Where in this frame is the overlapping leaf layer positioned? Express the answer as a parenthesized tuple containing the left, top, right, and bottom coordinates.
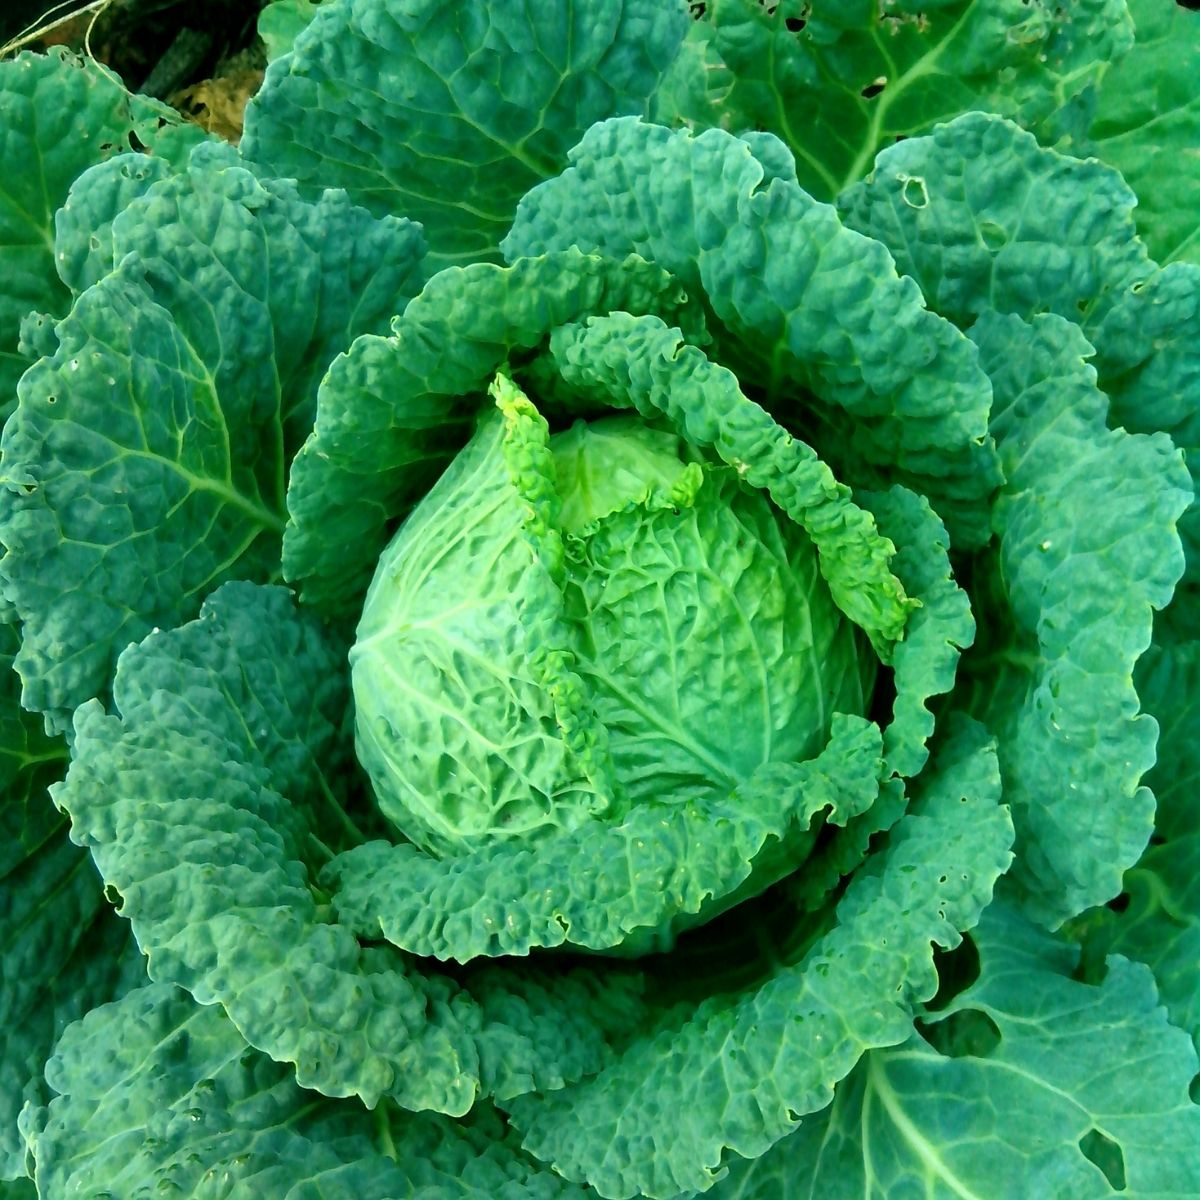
(1, 1, 1197, 1196)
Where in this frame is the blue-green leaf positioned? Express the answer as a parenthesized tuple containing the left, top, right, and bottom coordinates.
(54, 583, 648, 1113)
(0, 146, 425, 728)
(507, 720, 1013, 1199)
(242, 0, 690, 266)
(724, 901, 1200, 1198)
(961, 312, 1190, 926)
(0, 49, 203, 418)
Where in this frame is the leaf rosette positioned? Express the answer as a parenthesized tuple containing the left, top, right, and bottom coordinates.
(51, 119, 1021, 1199)
(8, 3, 1200, 1196)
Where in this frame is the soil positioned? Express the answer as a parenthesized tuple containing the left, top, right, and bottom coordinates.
(2, 0, 271, 142)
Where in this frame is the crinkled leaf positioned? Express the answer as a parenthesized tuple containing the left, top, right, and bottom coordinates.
(661, 0, 1132, 202)
(860, 485, 974, 780)
(0, 146, 426, 728)
(507, 719, 1013, 1200)
(0, 627, 140, 1183)
(29, 983, 587, 1200)
(503, 116, 999, 548)
(960, 312, 1190, 926)
(1093, 262, 1200, 590)
(1088, 0, 1200, 266)
(0, 48, 203, 417)
(54, 583, 649, 1113)
(1072, 636, 1200, 1052)
(0, 882, 138, 1185)
(337, 371, 882, 956)
(328, 714, 881, 960)
(541, 312, 913, 659)
(532, 329, 973, 786)
(837, 113, 1198, 514)
(282, 249, 704, 617)
(104, 141, 428, 451)
(349, 388, 623, 858)
(0, 266, 286, 729)
(837, 111, 1153, 335)
(53, 153, 173, 295)
(258, 0, 321, 62)
(725, 901, 1200, 1198)
(55, 583, 471, 1112)
(241, 0, 689, 266)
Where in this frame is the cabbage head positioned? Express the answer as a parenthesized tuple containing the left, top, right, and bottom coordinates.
(18, 0, 1200, 1189)
(351, 387, 874, 944)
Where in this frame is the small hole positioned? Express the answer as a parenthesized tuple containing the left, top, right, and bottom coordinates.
(915, 1008, 1001, 1058)
(1108, 892, 1131, 914)
(786, 16, 806, 31)
(127, 130, 148, 153)
(901, 176, 929, 209)
(861, 77, 887, 99)
(1078, 1129, 1126, 1191)
(979, 220, 1007, 251)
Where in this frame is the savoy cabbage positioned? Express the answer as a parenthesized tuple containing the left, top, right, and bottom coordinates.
(0, 0, 1198, 1196)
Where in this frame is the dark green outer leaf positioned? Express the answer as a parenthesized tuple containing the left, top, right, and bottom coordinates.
(838, 113, 1200, 580)
(0, 48, 203, 419)
(0, 265, 286, 729)
(837, 111, 1153, 336)
(722, 900, 1200, 1198)
(54, 583, 472, 1113)
(1088, 0, 1200, 266)
(840, 114, 1200, 599)
(962, 312, 1190, 926)
(661, 0, 1132, 202)
(0, 627, 140, 1183)
(507, 719, 1013, 1200)
(53, 583, 651, 1114)
(840, 114, 1194, 924)
(53, 153, 173, 296)
(241, 0, 690, 267)
(30, 983, 588, 1199)
(0, 146, 426, 729)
